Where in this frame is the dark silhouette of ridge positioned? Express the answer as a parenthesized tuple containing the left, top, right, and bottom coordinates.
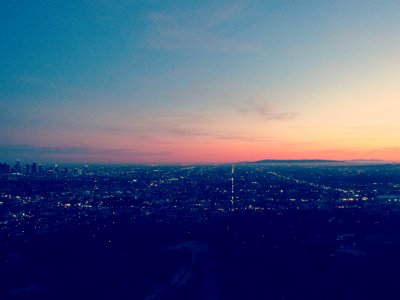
(240, 159, 388, 164)
(251, 159, 342, 164)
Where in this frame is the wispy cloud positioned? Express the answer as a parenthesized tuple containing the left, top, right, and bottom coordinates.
(155, 113, 211, 124)
(367, 147, 400, 154)
(236, 99, 297, 121)
(168, 128, 210, 137)
(145, 1, 256, 52)
(167, 127, 271, 142)
(0, 144, 171, 162)
(93, 113, 211, 138)
(93, 108, 272, 143)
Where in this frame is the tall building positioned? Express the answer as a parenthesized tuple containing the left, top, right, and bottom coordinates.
(31, 162, 37, 173)
(0, 163, 10, 174)
(14, 160, 21, 173)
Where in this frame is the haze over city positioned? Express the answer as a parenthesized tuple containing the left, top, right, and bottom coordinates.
(1, 1, 400, 163)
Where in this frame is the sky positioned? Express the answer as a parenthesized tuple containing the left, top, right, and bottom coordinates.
(1, 0, 400, 164)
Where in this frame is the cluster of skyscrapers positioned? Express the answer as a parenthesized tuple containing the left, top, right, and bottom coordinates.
(0, 160, 42, 174)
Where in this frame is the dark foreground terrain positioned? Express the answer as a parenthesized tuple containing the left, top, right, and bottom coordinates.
(1, 163, 400, 299)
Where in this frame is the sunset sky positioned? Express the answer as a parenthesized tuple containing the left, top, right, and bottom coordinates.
(1, 0, 400, 163)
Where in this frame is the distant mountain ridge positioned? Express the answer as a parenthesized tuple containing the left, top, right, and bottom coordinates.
(244, 159, 387, 164)
(251, 159, 343, 164)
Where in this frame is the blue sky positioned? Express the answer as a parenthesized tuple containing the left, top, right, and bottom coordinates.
(1, 1, 400, 163)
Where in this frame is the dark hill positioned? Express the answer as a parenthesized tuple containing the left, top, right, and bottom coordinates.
(251, 159, 343, 164)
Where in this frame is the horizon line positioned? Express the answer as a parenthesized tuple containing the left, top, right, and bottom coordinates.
(1, 158, 398, 166)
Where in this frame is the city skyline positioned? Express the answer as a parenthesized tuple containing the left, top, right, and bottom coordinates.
(1, 1, 400, 163)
